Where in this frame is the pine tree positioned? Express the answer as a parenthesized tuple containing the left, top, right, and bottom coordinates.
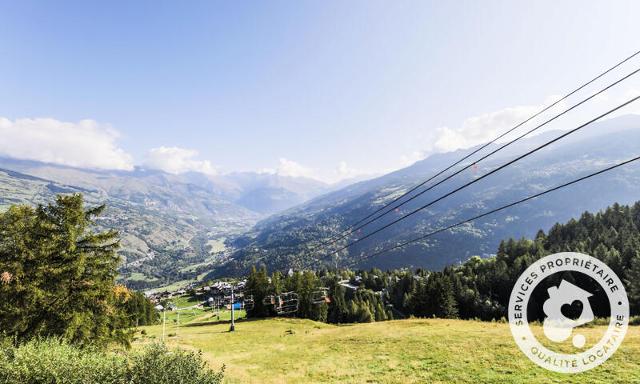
(625, 252, 640, 314)
(432, 275, 458, 319)
(0, 194, 125, 346)
(245, 266, 270, 317)
(270, 270, 283, 295)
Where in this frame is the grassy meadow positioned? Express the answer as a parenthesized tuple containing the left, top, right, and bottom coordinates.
(136, 316, 640, 383)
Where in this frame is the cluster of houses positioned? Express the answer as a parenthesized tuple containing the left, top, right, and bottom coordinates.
(338, 276, 361, 291)
(145, 286, 190, 304)
(145, 268, 404, 314)
(146, 280, 248, 312)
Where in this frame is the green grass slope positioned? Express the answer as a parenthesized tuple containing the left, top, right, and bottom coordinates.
(137, 318, 640, 383)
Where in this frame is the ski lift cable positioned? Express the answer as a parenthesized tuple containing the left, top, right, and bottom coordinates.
(310, 49, 640, 251)
(352, 154, 640, 264)
(316, 64, 640, 254)
(207, 50, 640, 269)
(211, 50, 640, 269)
(329, 94, 640, 255)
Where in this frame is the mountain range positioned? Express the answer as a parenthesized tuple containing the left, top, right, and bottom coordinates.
(2, 115, 640, 287)
(211, 115, 640, 277)
(0, 157, 333, 288)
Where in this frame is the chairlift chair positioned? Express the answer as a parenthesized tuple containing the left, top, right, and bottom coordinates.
(262, 295, 276, 306)
(276, 291, 299, 315)
(244, 294, 255, 310)
(311, 288, 330, 304)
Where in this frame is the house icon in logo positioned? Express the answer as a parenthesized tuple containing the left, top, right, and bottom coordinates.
(543, 279, 594, 348)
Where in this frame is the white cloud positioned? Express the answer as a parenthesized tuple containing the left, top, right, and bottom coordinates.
(400, 151, 427, 167)
(395, 95, 575, 170)
(333, 161, 384, 184)
(433, 104, 541, 153)
(275, 158, 313, 178)
(336, 161, 358, 178)
(145, 146, 217, 175)
(326, 160, 375, 183)
(0, 117, 134, 170)
(259, 158, 371, 183)
(398, 85, 640, 172)
(259, 158, 315, 179)
(430, 95, 578, 154)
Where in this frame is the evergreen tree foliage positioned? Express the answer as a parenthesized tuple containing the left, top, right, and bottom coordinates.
(245, 266, 271, 317)
(239, 200, 640, 323)
(0, 194, 146, 346)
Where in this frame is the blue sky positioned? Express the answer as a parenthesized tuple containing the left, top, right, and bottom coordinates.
(1, 1, 640, 182)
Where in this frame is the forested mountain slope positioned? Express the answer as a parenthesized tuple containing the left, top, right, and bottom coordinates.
(215, 116, 640, 275)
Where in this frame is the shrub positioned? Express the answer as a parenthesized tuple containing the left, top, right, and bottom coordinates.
(128, 343, 225, 384)
(0, 338, 127, 384)
(0, 339, 224, 384)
